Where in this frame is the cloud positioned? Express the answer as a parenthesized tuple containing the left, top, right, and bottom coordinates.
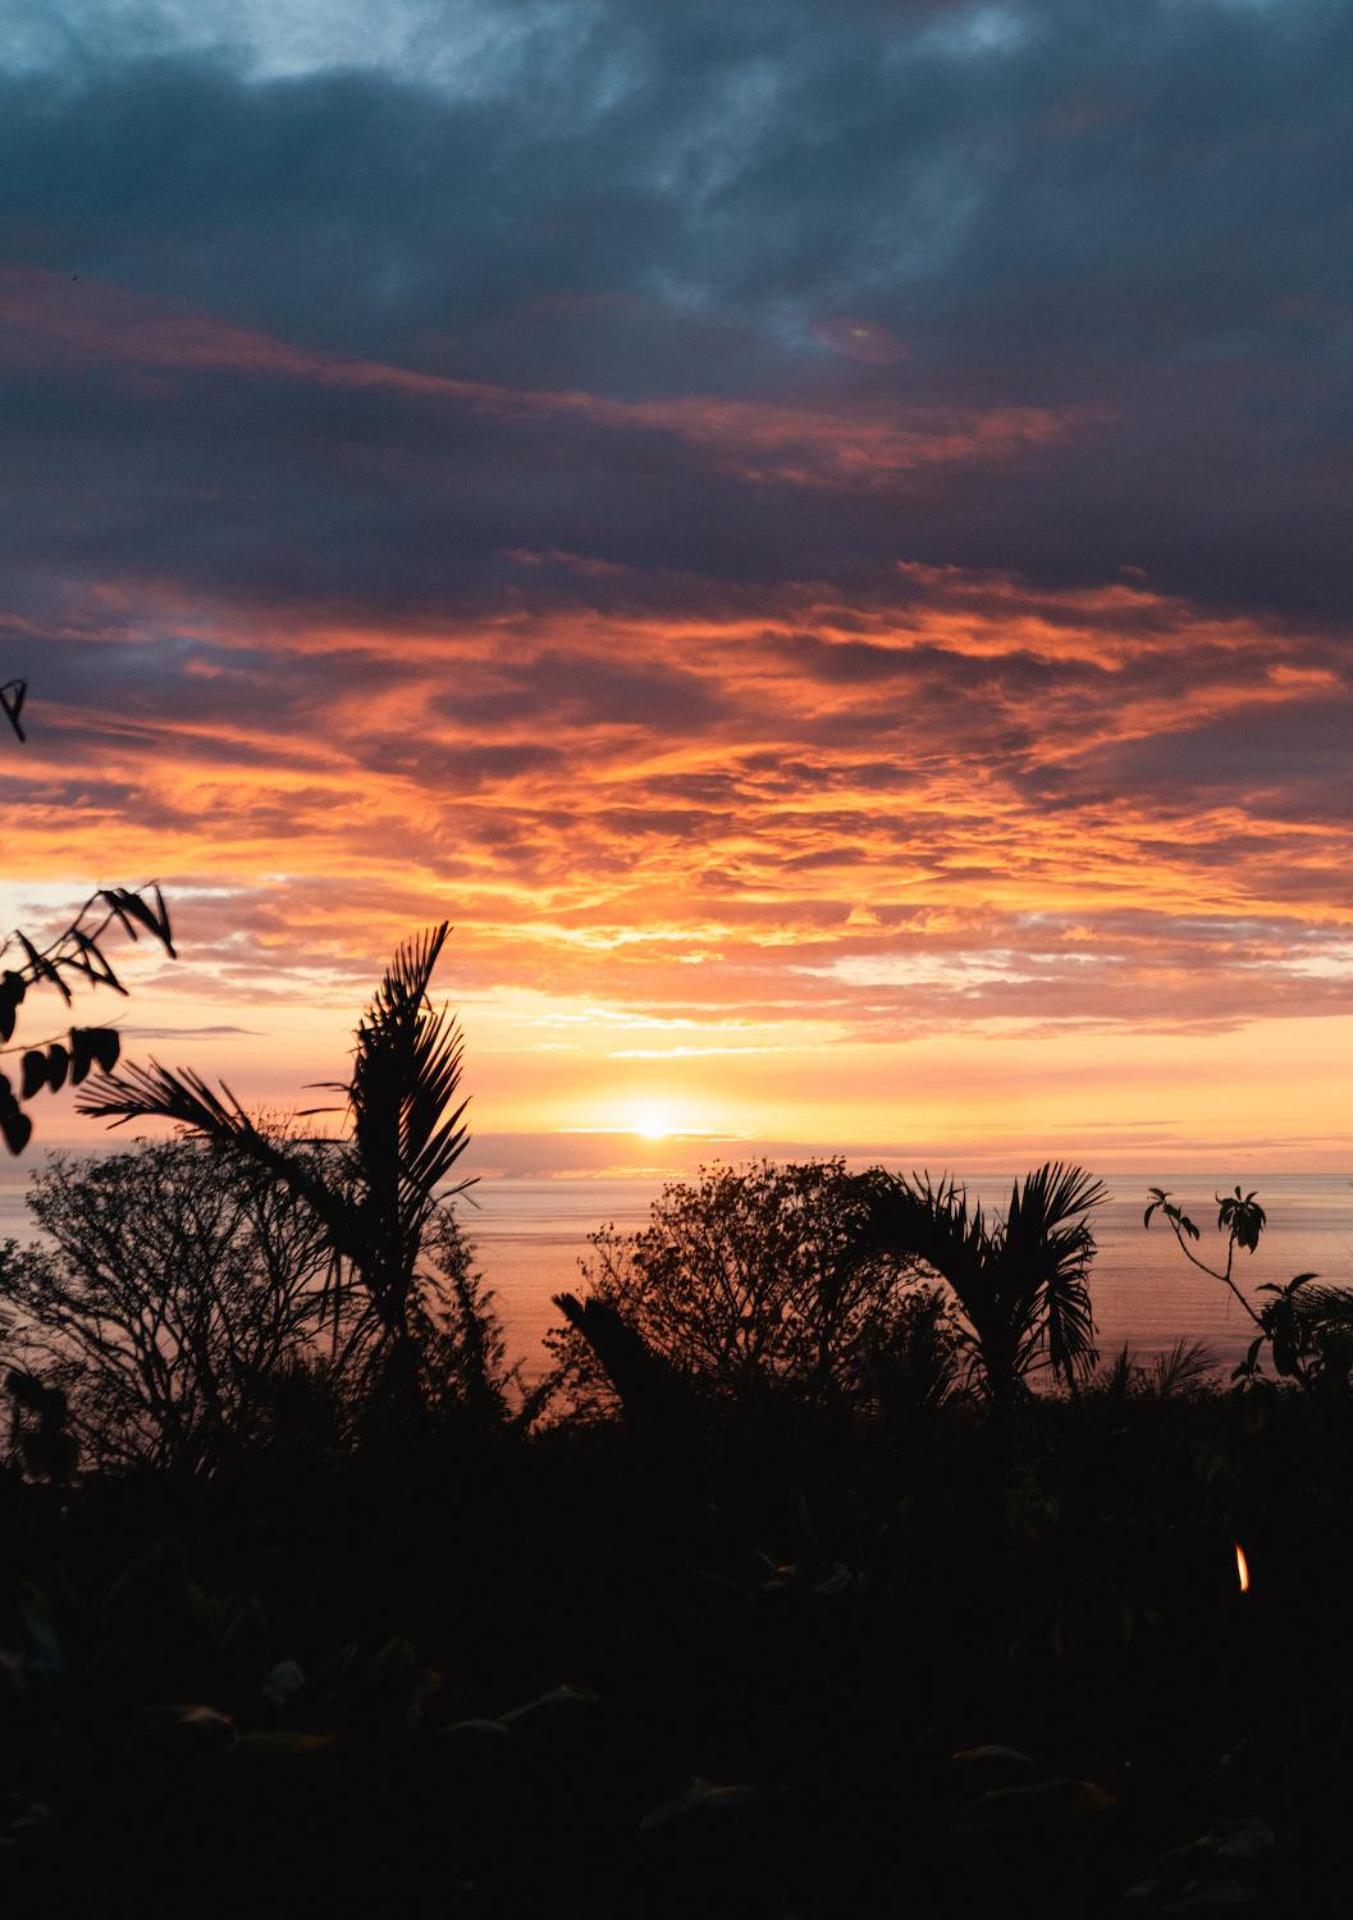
(0, 1, 1350, 1149)
(118, 1023, 266, 1038)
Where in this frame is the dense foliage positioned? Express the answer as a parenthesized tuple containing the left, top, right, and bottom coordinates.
(0, 929, 1350, 1915)
(0, 1150, 515, 1481)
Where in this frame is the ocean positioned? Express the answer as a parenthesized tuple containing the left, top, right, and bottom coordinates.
(4, 1164, 1350, 1379)
(455, 1171, 1353, 1375)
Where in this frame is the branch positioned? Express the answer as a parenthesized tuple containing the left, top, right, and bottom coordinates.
(1173, 1221, 1262, 1325)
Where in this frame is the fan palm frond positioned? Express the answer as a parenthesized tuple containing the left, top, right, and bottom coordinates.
(869, 1172, 989, 1307)
(861, 1161, 1104, 1400)
(1144, 1338, 1216, 1400)
(998, 1162, 1105, 1388)
(1098, 1343, 1136, 1403)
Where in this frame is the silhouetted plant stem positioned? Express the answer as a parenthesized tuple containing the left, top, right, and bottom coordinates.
(1160, 1216, 1265, 1330)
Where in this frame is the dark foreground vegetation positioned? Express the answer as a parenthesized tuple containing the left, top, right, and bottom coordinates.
(0, 928, 1351, 1917)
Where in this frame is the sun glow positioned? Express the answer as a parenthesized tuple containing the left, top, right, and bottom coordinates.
(629, 1100, 675, 1140)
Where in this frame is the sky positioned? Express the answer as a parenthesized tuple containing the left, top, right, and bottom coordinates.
(1, 0, 1351, 1172)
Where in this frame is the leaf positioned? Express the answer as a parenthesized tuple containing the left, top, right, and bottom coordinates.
(16, 932, 72, 1004)
(69, 1030, 94, 1085)
(99, 886, 175, 957)
(69, 1027, 120, 1081)
(16, 1584, 65, 1686)
(261, 1659, 307, 1709)
(233, 1731, 334, 1758)
(0, 1801, 52, 1852)
(1269, 1303, 1299, 1376)
(218, 1595, 270, 1669)
(952, 1744, 1037, 1769)
(44, 1043, 69, 1094)
(20, 1051, 48, 1101)
(0, 1106, 32, 1156)
(0, 972, 24, 1043)
(501, 1682, 601, 1730)
(0, 678, 26, 744)
(958, 1776, 1115, 1830)
(358, 1636, 426, 1733)
(168, 1704, 237, 1746)
(64, 931, 127, 996)
(442, 1716, 510, 1743)
(1218, 1191, 1266, 1254)
(640, 1776, 760, 1833)
(951, 1745, 1040, 1791)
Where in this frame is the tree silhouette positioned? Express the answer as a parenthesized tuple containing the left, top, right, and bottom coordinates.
(1, 1138, 343, 1474)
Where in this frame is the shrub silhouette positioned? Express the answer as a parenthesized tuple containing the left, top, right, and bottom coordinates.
(545, 1157, 949, 1421)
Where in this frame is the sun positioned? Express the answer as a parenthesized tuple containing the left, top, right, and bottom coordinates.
(629, 1100, 674, 1141)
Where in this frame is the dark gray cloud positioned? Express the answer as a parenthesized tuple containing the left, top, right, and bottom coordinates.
(0, 0, 1351, 624)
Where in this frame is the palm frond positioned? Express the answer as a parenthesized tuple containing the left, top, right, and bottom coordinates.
(1098, 1343, 1136, 1403)
(868, 1171, 989, 1308)
(77, 1060, 367, 1268)
(1144, 1338, 1216, 1399)
(998, 1162, 1104, 1387)
(861, 1161, 1105, 1399)
(1293, 1283, 1353, 1331)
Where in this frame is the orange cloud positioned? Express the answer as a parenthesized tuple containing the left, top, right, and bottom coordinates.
(2, 277, 1350, 1160)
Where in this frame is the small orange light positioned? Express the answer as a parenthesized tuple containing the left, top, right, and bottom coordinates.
(1235, 1542, 1251, 1594)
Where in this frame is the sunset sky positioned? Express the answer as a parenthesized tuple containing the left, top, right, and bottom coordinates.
(3, 0, 1351, 1170)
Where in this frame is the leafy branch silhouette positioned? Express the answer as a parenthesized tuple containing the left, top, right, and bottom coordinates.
(1, 678, 177, 1151)
(1144, 1185, 1353, 1384)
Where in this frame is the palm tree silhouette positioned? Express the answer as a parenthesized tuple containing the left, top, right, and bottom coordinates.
(78, 924, 471, 1385)
(858, 1161, 1105, 1401)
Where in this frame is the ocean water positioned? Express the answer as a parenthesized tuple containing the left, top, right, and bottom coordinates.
(455, 1172, 1353, 1375)
(4, 1166, 1350, 1379)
